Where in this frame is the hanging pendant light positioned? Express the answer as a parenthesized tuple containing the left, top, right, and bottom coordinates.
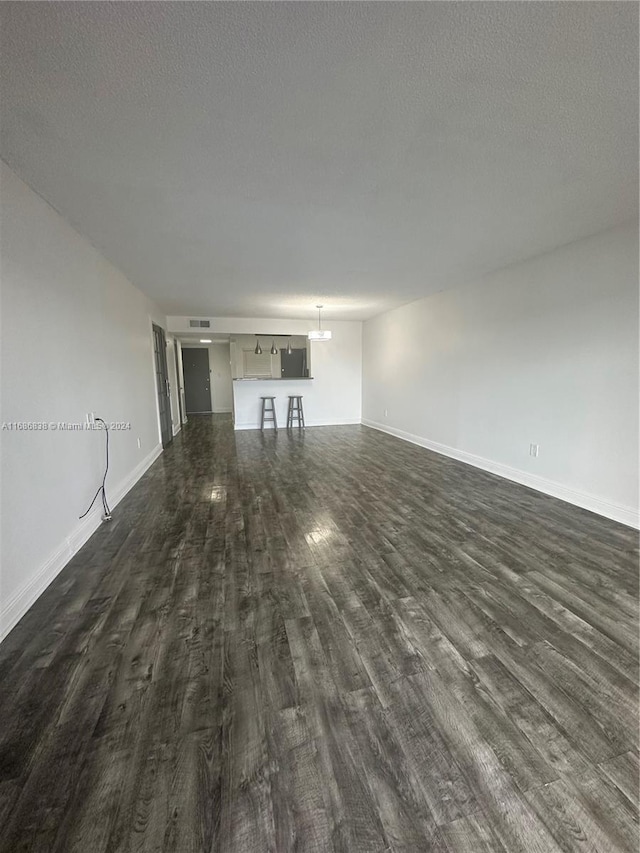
(308, 305, 332, 341)
(254, 337, 262, 355)
(286, 338, 293, 355)
(270, 339, 278, 355)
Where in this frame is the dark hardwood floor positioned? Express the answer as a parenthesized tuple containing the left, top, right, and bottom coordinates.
(0, 415, 638, 852)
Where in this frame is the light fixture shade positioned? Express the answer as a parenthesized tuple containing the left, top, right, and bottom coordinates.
(286, 339, 293, 355)
(270, 340, 278, 355)
(309, 304, 332, 341)
(254, 339, 262, 355)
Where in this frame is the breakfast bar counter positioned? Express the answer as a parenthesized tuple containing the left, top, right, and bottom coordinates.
(232, 378, 314, 430)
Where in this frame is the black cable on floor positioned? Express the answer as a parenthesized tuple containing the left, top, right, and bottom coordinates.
(79, 417, 112, 520)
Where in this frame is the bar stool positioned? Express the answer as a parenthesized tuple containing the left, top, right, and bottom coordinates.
(287, 395, 305, 429)
(260, 396, 278, 431)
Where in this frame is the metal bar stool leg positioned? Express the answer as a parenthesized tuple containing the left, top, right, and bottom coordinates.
(287, 396, 305, 429)
(260, 396, 278, 431)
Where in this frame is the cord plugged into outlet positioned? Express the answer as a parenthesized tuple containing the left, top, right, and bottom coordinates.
(79, 416, 112, 523)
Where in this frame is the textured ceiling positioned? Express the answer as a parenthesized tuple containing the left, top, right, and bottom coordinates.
(1, 2, 637, 320)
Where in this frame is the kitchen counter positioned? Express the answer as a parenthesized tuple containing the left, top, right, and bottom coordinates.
(232, 377, 314, 429)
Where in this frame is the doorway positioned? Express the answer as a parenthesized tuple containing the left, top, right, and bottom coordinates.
(182, 348, 212, 414)
(280, 347, 307, 378)
(152, 323, 173, 448)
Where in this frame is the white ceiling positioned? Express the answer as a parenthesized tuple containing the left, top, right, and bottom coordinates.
(1, 2, 637, 321)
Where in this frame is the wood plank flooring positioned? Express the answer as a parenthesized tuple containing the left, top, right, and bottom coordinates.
(0, 414, 638, 852)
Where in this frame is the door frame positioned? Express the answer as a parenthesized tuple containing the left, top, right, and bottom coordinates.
(152, 322, 173, 449)
(173, 339, 185, 425)
(181, 346, 213, 414)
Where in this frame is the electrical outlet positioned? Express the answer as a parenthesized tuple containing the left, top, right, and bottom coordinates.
(529, 443, 539, 457)
(137, 437, 141, 449)
(86, 412, 95, 426)
(384, 409, 388, 418)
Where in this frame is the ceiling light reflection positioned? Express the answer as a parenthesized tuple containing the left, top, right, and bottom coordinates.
(305, 525, 334, 546)
(207, 486, 227, 503)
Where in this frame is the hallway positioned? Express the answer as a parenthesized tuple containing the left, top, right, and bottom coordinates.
(0, 416, 638, 852)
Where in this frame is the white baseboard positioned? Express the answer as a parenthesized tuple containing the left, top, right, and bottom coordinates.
(213, 407, 232, 414)
(234, 417, 361, 431)
(0, 443, 163, 642)
(172, 423, 181, 436)
(362, 419, 639, 530)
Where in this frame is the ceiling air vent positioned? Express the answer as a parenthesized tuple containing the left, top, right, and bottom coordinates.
(189, 320, 211, 328)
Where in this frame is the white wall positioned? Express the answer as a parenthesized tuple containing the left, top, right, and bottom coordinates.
(362, 222, 639, 527)
(175, 339, 187, 425)
(0, 163, 167, 639)
(305, 320, 362, 427)
(166, 334, 182, 434)
(210, 344, 233, 413)
(169, 316, 363, 428)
